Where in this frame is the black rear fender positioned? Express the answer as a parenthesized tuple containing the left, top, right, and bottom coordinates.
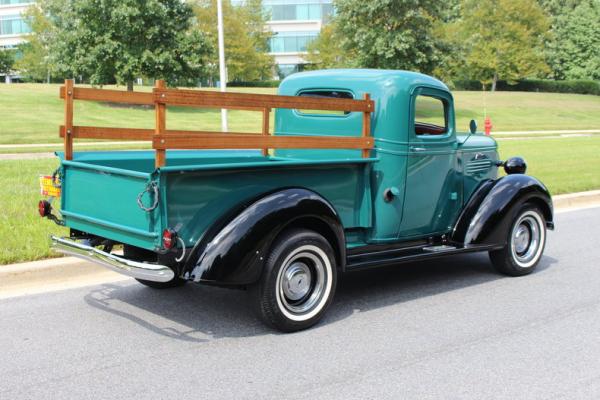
(182, 188, 345, 285)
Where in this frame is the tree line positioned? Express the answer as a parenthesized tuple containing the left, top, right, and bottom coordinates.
(308, 0, 600, 90)
(5, 0, 274, 89)
(1, 0, 599, 91)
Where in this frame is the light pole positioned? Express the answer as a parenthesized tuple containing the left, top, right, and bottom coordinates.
(217, 0, 228, 132)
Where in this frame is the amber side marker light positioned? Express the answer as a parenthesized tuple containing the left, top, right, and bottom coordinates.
(38, 200, 51, 217)
(162, 228, 178, 250)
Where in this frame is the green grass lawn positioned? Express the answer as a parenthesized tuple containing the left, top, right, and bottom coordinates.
(1, 135, 598, 265)
(453, 91, 600, 133)
(498, 136, 600, 195)
(1, 83, 599, 146)
(0, 158, 66, 265)
(0, 84, 272, 145)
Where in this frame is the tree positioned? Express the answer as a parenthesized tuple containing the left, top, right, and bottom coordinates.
(193, 0, 273, 82)
(449, 0, 550, 90)
(14, 3, 55, 82)
(40, 0, 212, 90)
(0, 49, 15, 80)
(333, 0, 447, 73)
(540, 0, 600, 80)
(305, 23, 352, 69)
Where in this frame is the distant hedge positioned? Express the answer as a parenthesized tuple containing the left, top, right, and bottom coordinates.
(452, 79, 600, 95)
(228, 80, 280, 88)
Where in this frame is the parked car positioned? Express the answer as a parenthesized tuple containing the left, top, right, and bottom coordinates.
(40, 69, 553, 332)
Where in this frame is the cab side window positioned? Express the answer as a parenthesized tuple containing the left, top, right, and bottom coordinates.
(297, 90, 353, 116)
(414, 95, 447, 135)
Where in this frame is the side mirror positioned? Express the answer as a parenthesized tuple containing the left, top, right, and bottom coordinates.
(469, 119, 477, 134)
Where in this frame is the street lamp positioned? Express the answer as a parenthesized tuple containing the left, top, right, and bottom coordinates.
(217, 0, 228, 132)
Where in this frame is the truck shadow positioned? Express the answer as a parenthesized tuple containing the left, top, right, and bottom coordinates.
(84, 252, 557, 341)
(325, 252, 557, 326)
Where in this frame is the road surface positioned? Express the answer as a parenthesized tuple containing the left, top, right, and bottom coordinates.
(1, 207, 599, 399)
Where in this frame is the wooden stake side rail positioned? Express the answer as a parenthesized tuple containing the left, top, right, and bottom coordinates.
(59, 79, 375, 167)
(59, 126, 373, 149)
(59, 126, 154, 141)
(152, 88, 373, 112)
(153, 134, 372, 150)
(59, 86, 154, 105)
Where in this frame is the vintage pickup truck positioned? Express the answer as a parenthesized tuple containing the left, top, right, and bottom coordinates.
(40, 69, 553, 332)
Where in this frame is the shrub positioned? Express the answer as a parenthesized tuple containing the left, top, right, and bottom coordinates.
(228, 80, 280, 88)
(452, 79, 600, 95)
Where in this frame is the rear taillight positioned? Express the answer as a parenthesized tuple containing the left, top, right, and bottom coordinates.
(162, 228, 177, 249)
(38, 200, 51, 217)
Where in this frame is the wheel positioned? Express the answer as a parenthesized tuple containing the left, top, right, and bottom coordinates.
(251, 229, 338, 332)
(489, 203, 547, 276)
(135, 276, 187, 289)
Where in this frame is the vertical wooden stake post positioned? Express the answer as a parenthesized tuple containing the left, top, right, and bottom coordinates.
(154, 80, 166, 168)
(262, 107, 271, 156)
(64, 79, 74, 160)
(362, 93, 371, 158)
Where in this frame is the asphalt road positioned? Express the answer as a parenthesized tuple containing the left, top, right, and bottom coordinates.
(2, 207, 600, 400)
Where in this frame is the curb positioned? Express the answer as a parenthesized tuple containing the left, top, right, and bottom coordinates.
(552, 190, 600, 211)
(0, 256, 127, 299)
(1, 190, 600, 296)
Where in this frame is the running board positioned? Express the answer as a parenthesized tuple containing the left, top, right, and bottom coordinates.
(346, 243, 494, 271)
(423, 245, 457, 252)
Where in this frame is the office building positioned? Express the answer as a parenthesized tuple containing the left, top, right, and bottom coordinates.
(233, 0, 334, 78)
(0, 0, 32, 81)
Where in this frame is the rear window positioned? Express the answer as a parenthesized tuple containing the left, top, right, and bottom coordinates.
(296, 90, 353, 116)
(414, 95, 447, 135)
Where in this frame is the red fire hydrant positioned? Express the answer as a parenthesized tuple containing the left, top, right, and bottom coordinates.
(484, 117, 493, 136)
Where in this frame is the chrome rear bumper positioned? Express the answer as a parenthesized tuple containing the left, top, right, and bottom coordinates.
(51, 236, 175, 283)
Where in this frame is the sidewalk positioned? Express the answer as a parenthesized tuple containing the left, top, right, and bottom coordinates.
(493, 129, 600, 135)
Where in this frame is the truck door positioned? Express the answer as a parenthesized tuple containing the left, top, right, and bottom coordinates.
(399, 87, 461, 238)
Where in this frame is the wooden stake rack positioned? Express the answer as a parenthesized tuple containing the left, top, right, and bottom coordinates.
(59, 79, 375, 168)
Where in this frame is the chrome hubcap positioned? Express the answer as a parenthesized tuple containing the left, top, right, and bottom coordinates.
(514, 225, 531, 254)
(282, 262, 312, 301)
(276, 246, 329, 317)
(511, 211, 544, 268)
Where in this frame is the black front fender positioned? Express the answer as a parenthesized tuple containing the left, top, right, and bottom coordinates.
(451, 174, 554, 247)
(183, 188, 345, 285)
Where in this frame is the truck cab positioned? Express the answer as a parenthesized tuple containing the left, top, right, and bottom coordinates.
(43, 69, 554, 332)
(276, 69, 498, 244)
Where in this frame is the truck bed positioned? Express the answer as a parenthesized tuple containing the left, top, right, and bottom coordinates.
(58, 150, 375, 251)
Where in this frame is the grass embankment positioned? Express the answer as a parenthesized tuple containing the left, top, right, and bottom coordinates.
(1, 84, 600, 147)
(499, 136, 600, 194)
(1, 136, 599, 264)
(0, 158, 65, 264)
(0, 84, 273, 146)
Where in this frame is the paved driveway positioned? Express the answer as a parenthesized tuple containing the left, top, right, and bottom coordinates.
(1, 207, 599, 399)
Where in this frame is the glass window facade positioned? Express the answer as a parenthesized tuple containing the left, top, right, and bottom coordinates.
(269, 31, 318, 53)
(231, 0, 336, 79)
(276, 63, 309, 79)
(0, 0, 32, 5)
(0, 15, 30, 35)
(263, 0, 334, 22)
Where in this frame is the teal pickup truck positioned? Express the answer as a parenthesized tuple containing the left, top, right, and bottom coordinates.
(40, 70, 553, 332)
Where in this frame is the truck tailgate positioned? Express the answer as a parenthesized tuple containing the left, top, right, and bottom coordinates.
(60, 160, 160, 250)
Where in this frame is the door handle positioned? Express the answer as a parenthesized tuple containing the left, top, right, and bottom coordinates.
(409, 146, 426, 152)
